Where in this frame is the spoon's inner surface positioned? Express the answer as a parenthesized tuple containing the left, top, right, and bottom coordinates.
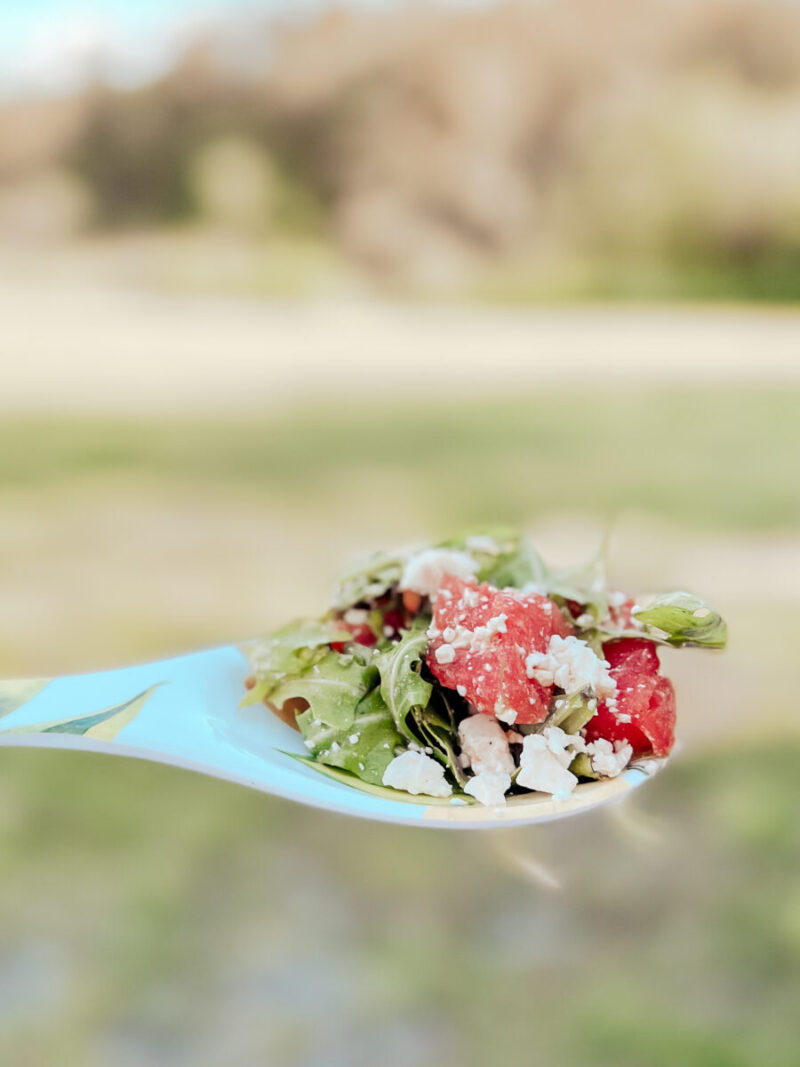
(0, 647, 660, 828)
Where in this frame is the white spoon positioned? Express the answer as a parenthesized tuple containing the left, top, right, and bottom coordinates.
(0, 645, 665, 829)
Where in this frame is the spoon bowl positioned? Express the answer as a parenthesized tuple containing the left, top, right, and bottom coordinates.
(0, 646, 665, 829)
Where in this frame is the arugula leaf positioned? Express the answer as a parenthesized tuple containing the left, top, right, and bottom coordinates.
(269, 650, 376, 732)
(332, 550, 406, 609)
(333, 529, 550, 610)
(439, 528, 549, 589)
(285, 754, 474, 806)
(438, 525, 519, 551)
(540, 545, 609, 624)
(632, 591, 728, 648)
(296, 687, 402, 785)
(549, 689, 599, 734)
(482, 538, 550, 589)
(373, 624, 432, 739)
(240, 619, 350, 707)
(413, 705, 468, 788)
(569, 753, 599, 779)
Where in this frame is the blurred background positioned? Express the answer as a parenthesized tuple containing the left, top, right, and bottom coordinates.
(1, 0, 799, 1064)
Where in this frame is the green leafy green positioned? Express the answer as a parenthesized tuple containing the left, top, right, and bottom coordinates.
(540, 544, 610, 624)
(413, 700, 468, 788)
(549, 689, 599, 734)
(483, 538, 549, 589)
(296, 687, 402, 785)
(631, 592, 728, 648)
(569, 752, 599, 779)
(373, 624, 433, 739)
(440, 528, 549, 589)
(270, 650, 376, 732)
(242, 527, 728, 804)
(332, 550, 405, 609)
(240, 619, 350, 707)
(285, 754, 474, 806)
(332, 527, 551, 610)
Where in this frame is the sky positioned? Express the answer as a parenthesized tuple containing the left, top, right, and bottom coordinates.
(0, 0, 448, 96)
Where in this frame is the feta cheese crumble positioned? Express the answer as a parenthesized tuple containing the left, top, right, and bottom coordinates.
(515, 726, 587, 798)
(494, 701, 517, 725)
(525, 634, 617, 700)
(464, 771, 511, 806)
(428, 614, 508, 655)
(457, 714, 515, 776)
(586, 738, 633, 777)
(460, 587, 481, 608)
(399, 548, 477, 597)
(517, 735, 578, 799)
(382, 750, 453, 798)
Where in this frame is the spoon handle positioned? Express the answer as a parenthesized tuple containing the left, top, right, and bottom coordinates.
(0, 646, 247, 753)
(0, 668, 165, 742)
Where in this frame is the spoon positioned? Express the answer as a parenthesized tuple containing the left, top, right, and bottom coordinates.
(0, 645, 664, 829)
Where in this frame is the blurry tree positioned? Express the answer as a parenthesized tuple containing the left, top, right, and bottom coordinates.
(4, 0, 800, 296)
(0, 168, 92, 243)
(190, 136, 275, 235)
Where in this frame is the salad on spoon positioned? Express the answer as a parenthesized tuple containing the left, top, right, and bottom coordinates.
(243, 529, 727, 809)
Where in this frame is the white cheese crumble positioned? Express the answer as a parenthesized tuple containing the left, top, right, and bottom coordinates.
(494, 700, 517, 725)
(428, 615, 508, 656)
(399, 548, 477, 597)
(520, 738, 576, 798)
(540, 724, 587, 765)
(586, 738, 633, 777)
(434, 644, 456, 664)
(343, 608, 370, 625)
(517, 734, 578, 799)
(464, 771, 511, 806)
(382, 750, 453, 798)
(515, 726, 587, 798)
(460, 587, 481, 608)
(525, 634, 616, 701)
(457, 714, 515, 776)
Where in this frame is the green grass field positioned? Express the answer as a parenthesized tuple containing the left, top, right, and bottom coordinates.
(1, 385, 798, 1065)
(2, 386, 799, 530)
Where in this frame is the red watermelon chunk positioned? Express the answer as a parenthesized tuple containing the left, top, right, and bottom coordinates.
(426, 575, 571, 725)
(584, 638, 676, 757)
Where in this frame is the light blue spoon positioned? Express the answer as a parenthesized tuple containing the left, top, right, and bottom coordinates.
(0, 646, 665, 829)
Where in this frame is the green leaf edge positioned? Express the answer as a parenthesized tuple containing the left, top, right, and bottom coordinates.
(283, 752, 475, 806)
